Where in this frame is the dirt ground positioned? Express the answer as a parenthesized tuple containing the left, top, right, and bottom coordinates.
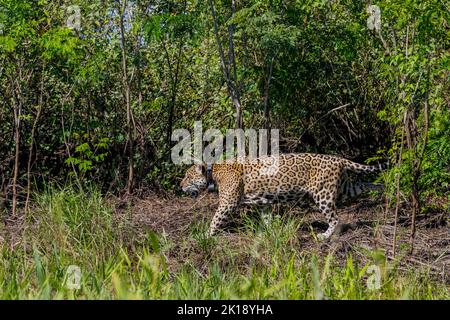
(120, 192, 449, 283)
(1, 191, 448, 284)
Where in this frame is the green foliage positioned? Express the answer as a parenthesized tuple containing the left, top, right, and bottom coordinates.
(419, 109, 450, 196)
(0, 0, 448, 210)
(373, 0, 449, 205)
(66, 138, 110, 175)
(41, 27, 83, 65)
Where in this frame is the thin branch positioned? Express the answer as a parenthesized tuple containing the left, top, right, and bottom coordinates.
(296, 103, 351, 146)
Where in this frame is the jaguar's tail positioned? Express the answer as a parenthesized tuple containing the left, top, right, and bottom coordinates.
(342, 159, 389, 173)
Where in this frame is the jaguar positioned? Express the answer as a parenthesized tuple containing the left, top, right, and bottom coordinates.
(180, 153, 385, 240)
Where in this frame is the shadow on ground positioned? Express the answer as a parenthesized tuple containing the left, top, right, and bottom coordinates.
(117, 192, 449, 283)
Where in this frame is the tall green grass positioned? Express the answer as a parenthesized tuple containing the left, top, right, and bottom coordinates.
(0, 186, 447, 299)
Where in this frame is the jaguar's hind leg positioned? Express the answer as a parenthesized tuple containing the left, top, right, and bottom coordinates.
(314, 183, 340, 240)
(317, 201, 339, 240)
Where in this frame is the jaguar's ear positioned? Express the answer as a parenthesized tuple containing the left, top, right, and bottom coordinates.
(195, 164, 205, 174)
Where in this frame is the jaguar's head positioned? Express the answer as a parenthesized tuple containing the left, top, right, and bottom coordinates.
(180, 164, 207, 198)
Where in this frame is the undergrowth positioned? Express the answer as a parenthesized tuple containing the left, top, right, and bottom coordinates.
(0, 186, 447, 300)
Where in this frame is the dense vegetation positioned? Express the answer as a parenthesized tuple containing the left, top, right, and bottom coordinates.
(0, 0, 448, 299)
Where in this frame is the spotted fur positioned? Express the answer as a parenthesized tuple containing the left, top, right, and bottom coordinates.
(180, 153, 386, 240)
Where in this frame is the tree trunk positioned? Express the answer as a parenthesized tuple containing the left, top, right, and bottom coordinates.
(263, 57, 274, 130)
(11, 61, 27, 216)
(409, 55, 431, 254)
(164, 40, 183, 147)
(392, 110, 407, 258)
(25, 64, 45, 213)
(228, 0, 242, 129)
(12, 95, 21, 216)
(208, 0, 242, 129)
(118, 0, 135, 195)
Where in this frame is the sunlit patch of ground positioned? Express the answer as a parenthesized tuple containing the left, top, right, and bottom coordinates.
(119, 192, 449, 283)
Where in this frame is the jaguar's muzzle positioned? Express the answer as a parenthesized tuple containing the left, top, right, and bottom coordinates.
(190, 190, 199, 198)
(182, 186, 199, 199)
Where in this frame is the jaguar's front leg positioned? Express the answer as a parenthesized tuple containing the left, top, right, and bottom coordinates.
(208, 202, 239, 236)
(208, 175, 242, 237)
